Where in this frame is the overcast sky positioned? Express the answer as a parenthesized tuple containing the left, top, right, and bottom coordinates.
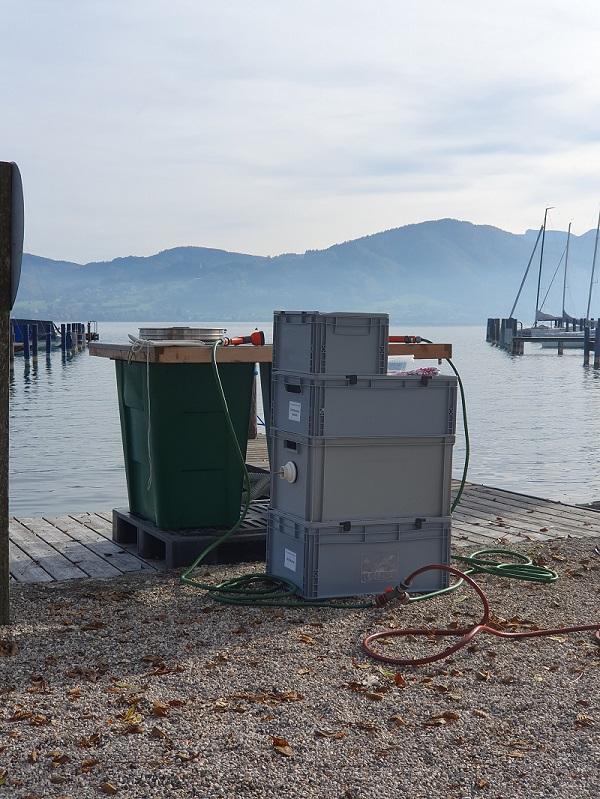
(2, 0, 599, 262)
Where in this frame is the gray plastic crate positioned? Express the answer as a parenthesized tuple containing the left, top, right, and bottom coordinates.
(267, 509, 451, 598)
(270, 430, 453, 522)
(273, 311, 389, 375)
(272, 373, 457, 437)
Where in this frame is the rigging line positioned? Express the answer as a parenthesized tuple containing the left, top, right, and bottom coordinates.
(534, 208, 554, 326)
(562, 222, 572, 317)
(509, 225, 543, 319)
(540, 245, 567, 312)
(586, 209, 600, 321)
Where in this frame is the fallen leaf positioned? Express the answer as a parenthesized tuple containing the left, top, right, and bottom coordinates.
(315, 729, 346, 739)
(100, 783, 118, 795)
(80, 757, 99, 773)
(76, 733, 101, 748)
(424, 710, 461, 727)
(389, 714, 407, 727)
(297, 634, 317, 646)
(575, 714, 594, 728)
(68, 687, 81, 700)
(121, 723, 144, 735)
(272, 736, 293, 757)
(152, 702, 170, 717)
(28, 750, 39, 763)
(29, 714, 50, 727)
(475, 777, 490, 789)
(475, 671, 491, 682)
(121, 706, 143, 725)
(354, 721, 377, 731)
(297, 667, 310, 675)
(168, 699, 186, 708)
(149, 726, 168, 739)
(0, 640, 18, 657)
(473, 709, 490, 719)
(9, 708, 32, 722)
(394, 673, 407, 688)
(81, 620, 106, 631)
(507, 750, 526, 758)
(28, 677, 49, 694)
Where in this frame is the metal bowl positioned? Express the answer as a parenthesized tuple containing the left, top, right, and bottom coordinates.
(138, 327, 226, 342)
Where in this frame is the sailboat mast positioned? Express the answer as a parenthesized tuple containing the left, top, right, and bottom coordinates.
(562, 222, 571, 319)
(534, 207, 553, 326)
(586, 209, 600, 322)
(509, 225, 543, 319)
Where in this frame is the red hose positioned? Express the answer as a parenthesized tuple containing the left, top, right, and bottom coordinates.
(362, 564, 600, 667)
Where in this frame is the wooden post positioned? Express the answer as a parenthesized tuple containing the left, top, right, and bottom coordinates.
(60, 323, 66, 353)
(31, 324, 38, 359)
(558, 340, 564, 356)
(594, 324, 600, 369)
(66, 323, 72, 352)
(87, 321, 91, 344)
(0, 165, 11, 624)
(494, 318, 500, 344)
(584, 326, 590, 366)
(45, 331, 51, 357)
(23, 323, 30, 360)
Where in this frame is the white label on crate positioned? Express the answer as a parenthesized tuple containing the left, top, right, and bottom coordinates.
(361, 553, 398, 584)
(288, 401, 302, 422)
(284, 548, 297, 572)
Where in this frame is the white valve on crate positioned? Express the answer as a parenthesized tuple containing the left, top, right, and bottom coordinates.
(277, 461, 298, 483)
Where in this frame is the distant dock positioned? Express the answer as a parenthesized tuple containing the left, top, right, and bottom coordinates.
(486, 316, 600, 365)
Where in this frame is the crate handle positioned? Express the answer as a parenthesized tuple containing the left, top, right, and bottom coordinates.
(284, 440, 298, 451)
(285, 383, 302, 393)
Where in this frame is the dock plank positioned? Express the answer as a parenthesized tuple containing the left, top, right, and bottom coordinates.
(45, 515, 148, 575)
(9, 519, 87, 581)
(16, 516, 123, 580)
(69, 513, 156, 571)
(9, 540, 53, 583)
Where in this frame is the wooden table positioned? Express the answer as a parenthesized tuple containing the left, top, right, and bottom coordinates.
(90, 342, 452, 363)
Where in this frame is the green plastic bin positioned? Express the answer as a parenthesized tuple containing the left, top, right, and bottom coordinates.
(115, 360, 255, 530)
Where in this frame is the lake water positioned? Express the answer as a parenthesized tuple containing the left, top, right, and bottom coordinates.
(9, 322, 600, 516)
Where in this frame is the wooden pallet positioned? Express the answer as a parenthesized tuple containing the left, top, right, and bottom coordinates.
(112, 501, 269, 570)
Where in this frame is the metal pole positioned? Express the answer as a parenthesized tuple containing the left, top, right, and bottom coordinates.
(509, 225, 543, 319)
(562, 222, 571, 319)
(586, 209, 600, 322)
(534, 208, 553, 327)
(0, 164, 10, 625)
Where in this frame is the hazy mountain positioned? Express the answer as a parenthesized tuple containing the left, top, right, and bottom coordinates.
(13, 219, 599, 323)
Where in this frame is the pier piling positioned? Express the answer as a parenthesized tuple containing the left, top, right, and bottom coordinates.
(23, 324, 30, 360)
(595, 324, 600, 369)
(45, 331, 51, 357)
(31, 324, 38, 359)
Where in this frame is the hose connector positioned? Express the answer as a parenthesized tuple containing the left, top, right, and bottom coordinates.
(375, 584, 409, 607)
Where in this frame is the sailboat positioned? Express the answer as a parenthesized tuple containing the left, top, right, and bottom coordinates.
(510, 208, 600, 349)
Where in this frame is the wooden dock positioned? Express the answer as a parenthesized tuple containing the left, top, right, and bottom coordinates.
(8, 437, 600, 584)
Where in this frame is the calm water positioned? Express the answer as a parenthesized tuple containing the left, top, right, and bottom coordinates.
(9, 323, 600, 515)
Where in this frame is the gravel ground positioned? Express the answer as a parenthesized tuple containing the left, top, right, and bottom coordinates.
(1, 538, 599, 799)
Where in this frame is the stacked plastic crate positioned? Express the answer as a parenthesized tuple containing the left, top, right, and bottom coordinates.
(266, 311, 457, 599)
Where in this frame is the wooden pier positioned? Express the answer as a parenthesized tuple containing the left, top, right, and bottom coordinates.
(7, 438, 600, 584)
(487, 316, 600, 364)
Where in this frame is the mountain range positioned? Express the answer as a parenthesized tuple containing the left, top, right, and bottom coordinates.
(13, 219, 600, 323)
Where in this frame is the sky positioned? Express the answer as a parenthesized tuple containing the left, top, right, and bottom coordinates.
(2, 0, 600, 263)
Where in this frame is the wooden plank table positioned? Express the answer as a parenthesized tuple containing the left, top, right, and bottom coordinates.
(89, 341, 452, 363)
